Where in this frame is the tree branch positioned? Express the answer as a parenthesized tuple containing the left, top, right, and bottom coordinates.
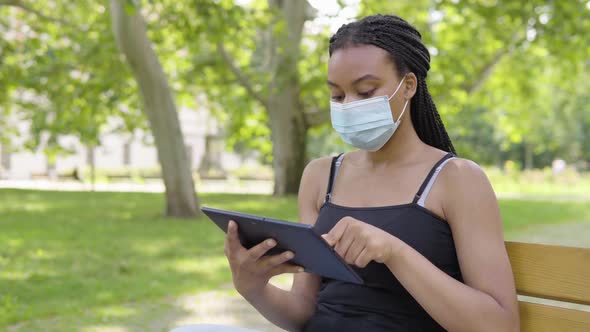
(463, 32, 527, 95)
(462, 48, 508, 95)
(216, 42, 267, 107)
(0, 0, 74, 26)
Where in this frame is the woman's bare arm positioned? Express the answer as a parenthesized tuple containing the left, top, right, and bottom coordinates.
(240, 158, 328, 331)
(382, 159, 520, 332)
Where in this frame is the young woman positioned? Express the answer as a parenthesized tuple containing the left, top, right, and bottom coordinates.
(223, 14, 520, 332)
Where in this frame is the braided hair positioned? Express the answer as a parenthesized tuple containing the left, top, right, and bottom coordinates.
(329, 14, 456, 154)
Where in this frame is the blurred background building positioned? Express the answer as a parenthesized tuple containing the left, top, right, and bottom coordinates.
(0, 107, 249, 181)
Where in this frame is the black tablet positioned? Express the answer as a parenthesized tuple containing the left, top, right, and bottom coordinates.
(201, 206, 363, 284)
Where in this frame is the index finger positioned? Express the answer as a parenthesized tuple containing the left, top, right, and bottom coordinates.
(246, 238, 277, 262)
(322, 217, 352, 247)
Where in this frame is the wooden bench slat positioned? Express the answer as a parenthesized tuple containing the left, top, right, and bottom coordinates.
(506, 241, 590, 305)
(519, 301, 590, 332)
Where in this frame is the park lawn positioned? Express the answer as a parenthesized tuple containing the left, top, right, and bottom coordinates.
(1, 189, 590, 326)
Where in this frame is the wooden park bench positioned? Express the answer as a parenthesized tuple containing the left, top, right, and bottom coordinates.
(506, 241, 590, 332)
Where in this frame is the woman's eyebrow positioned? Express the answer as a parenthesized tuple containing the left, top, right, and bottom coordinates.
(327, 74, 381, 87)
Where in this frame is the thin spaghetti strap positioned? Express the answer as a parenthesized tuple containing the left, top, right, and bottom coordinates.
(325, 153, 344, 203)
(413, 153, 455, 204)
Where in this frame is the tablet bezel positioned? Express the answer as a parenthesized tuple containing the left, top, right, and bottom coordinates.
(201, 206, 363, 284)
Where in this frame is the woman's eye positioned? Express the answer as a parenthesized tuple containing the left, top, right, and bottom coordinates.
(331, 95, 344, 102)
(358, 89, 375, 98)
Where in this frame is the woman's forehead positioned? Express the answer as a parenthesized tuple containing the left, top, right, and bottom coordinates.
(328, 44, 394, 83)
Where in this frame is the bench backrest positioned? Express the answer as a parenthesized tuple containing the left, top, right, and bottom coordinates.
(505, 241, 590, 332)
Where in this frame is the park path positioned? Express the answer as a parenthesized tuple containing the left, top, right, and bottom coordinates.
(0, 179, 273, 195)
(3, 179, 590, 202)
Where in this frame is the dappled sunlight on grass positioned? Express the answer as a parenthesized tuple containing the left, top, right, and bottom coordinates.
(202, 193, 299, 220)
(506, 220, 590, 247)
(1, 248, 60, 283)
(95, 306, 138, 319)
(1, 188, 589, 328)
(80, 325, 131, 332)
(4, 291, 195, 332)
(28, 248, 55, 261)
(0, 189, 271, 325)
(5, 238, 24, 249)
(96, 290, 116, 302)
(487, 167, 590, 196)
(166, 256, 228, 274)
(20, 202, 52, 213)
(130, 239, 184, 257)
(0, 271, 30, 281)
(499, 199, 590, 231)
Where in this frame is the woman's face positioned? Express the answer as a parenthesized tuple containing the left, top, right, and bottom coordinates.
(328, 44, 405, 106)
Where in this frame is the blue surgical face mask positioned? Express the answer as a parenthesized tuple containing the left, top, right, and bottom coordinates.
(330, 75, 409, 152)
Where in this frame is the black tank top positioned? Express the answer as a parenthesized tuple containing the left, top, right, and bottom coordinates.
(303, 153, 463, 332)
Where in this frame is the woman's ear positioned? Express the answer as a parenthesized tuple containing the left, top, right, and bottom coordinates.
(403, 72, 418, 99)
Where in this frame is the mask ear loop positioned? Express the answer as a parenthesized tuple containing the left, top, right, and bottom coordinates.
(395, 99, 410, 124)
(388, 74, 408, 101)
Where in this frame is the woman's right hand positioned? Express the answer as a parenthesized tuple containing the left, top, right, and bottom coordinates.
(224, 220, 304, 299)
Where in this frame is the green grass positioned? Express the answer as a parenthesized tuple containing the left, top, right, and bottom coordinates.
(486, 167, 590, 196)
(499, 199, 590, 231)
(1, 189, 589, 327)
(0, 189, 298, 326)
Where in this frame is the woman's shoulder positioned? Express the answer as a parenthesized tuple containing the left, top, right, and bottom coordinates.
(301, 156, 337, 189)
(430, 153, 497, 225)
(444, 155, 488, 184)
(303, 155, 338, 177)
(299, 155, 340, 209)
(439, 154, 496, 210)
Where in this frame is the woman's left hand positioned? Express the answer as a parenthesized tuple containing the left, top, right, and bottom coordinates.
(322, 216, 405, 268)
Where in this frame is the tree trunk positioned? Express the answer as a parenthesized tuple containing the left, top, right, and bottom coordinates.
(110, 0, 199, 218)
(266, 0, 309, 195)
(218, 0, 313, 195)
(198, 134, 226, 179)
(267, 90, 307, 195)
(523, 140, 534, 170)
(86, 145, 96, 192)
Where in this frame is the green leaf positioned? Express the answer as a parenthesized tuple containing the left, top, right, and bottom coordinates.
(125, 0, 137, 16)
